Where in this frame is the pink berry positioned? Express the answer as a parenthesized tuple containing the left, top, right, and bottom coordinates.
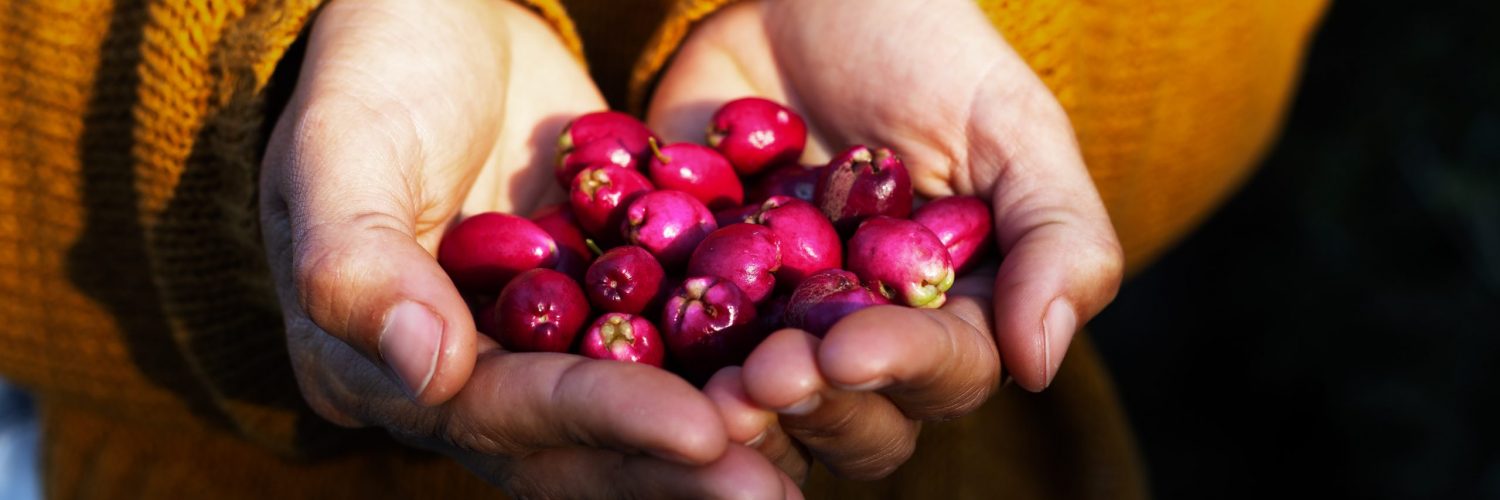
(584, 246, 666, 315)
(686, 223, 782, 304)
(706, 97, 807, 176)
(622, 190, 718, 269)
(660, 276, 761, 380)
(530, 203, 593, 281)
(579, 313, 665, 367)
(569, 164, 654, 241)
(785, 269, 892, 337)
(912, 195, 995, 274)
(713, 204, 761, 228)
(438, 212, 558, 294)
(492, 269, 591, 353)
(647, 139, 743, 211)
(749, 163, 823, 204)
(846, 217, 955, 308)
(744, 196, 841, 288)
(555, 111, 656, 187)
(815, 146, 914, 235)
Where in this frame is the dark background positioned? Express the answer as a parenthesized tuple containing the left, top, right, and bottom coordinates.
(1088, 1, 1500, 498)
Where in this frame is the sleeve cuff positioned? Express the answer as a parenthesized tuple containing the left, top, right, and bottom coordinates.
(627, 0, 744, 114)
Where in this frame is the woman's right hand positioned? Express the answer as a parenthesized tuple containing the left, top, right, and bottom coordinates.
(259, 1, 794, 496)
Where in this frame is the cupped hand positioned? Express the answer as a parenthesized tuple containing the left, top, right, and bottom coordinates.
(260, 1, 794, 496)
(649, 0, 1124, 480)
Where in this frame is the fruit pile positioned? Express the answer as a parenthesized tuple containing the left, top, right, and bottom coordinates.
(440, 98, 994, 382)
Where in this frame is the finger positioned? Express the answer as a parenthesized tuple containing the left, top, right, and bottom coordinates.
(741, 329, 919, 480)
(816, 291, 1001, 420)
(644, 2, 834, 162)
(705, 368, 811, 483)
(500, 445, 793, 499)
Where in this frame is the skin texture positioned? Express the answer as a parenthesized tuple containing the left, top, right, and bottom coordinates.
(555, 111, 657, 187)
(436, 212, 558, 294)
(579, 313, 666, 367)
(529, 203, 592, 281)
(912, 195, 996, 274)
(846, 217, 956, 309)
(584, 246, 667, 315)
(259, 1, 795, 496)
(686, 223, 783, 304)
(648, 0, 1123, 482)
(493, 269, 590, 353)
(746, 196, 841, 289)
(708, 97, 808, 176)
(623, 190, 718, 269)
(568, 164, 654, 240)
(647, 141, 745, 211)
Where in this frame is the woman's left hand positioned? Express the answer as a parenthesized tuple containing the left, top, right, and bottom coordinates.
(648, 0, 1124, 481)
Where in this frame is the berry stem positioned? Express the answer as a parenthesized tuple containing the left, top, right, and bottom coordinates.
(649, 137, 672, 164)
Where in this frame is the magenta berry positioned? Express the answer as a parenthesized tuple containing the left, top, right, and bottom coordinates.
(686, 223, 782, 304)
(750, 163, 823, 204)
(745, 196, 841, 288)
(706, 97, 808, 176)
(713, 204, 761, 228)
(622, 190, 717, 269)
(785, 269, 892, 337)
(584, 246, 666, 315)
(814, 145, 914, 235)
(555, 111, 656, 187)
(530, 203, 593, 281)
(579, 313, 665, 367)
(569, 164, 654, 240)
(911, 195, 995, 274)
(438, 212, 558, 294)
(647, 139, 744, 211)
(846, 217, 955, 308)
(493, 269, 591, 352)
(661, 276, 761, 380)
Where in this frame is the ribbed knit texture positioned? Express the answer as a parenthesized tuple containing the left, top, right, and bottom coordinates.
(0, 0, 1323, 497)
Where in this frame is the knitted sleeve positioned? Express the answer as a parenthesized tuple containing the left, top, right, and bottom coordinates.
(630, 0, 1329, 272)
(0, 0, 583, 456)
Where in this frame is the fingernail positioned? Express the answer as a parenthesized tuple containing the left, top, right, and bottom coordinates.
(380, 301, 443, 400)
(1040, 298, 1075, 389)
(778, 394, 822, 416)
(744, 430, 768, 448)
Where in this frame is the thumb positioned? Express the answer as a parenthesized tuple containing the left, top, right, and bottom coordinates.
(975, 76, 1125, 392)
(261, 102, 476, 407)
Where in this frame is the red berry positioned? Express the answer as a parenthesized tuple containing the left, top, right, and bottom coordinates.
(846, 217, 955, 308)
(492, 269, 590, 352)
(622, 190, 718, 269)
(530, 203, 593, 281)
(686, 223, 782, 304)
(569, 164, 654, 241)
(785, 269, 891, 337)
(660, 276, 761, 380)
(579, 313, 665, 367)
(438, 212, 558, 294)
(706, 97, 807, 176)
(815, 146, 914, 235)
(911, 195, 995, 274)
(745, 196, 841, 289)
(555, 111, 656, 187)
(647, 139, 743, 211)
(584, 246, 666, 315)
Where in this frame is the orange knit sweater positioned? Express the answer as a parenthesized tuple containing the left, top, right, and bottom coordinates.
(0, 0, 1326, 497)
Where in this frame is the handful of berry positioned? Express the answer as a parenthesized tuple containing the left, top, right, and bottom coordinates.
(439, 98, 995, 381)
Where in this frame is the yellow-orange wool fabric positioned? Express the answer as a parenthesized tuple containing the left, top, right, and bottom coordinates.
(0, 0, 1325, 497)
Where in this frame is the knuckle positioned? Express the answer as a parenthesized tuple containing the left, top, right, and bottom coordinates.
(832, 427, 918, 481)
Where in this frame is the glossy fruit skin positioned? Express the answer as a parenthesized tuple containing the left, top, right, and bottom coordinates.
(660, 276, 761, 380)
(814, 145, 914, 235)
(647, 141, 744, 211)
(749, 163, 823, 204)
(493, 269, 591, 353)
(555, 111, 656, 187)
(712, 204, 761, 228)
(706, 97, 808, 176)
(579, 313, 665, 367)
(584, 246, 667, 315)
(846, 217, 956, 309)
(911, 195, 995, 274)
(530, 203, 593, 281)
(622, 190, 718, 269)
(785, 269, 891, 337)
(569, 164, 655, 241)
(686, 223, 782, 304)
(438, 212, 558, 294)
(746, 196, 841, 289)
